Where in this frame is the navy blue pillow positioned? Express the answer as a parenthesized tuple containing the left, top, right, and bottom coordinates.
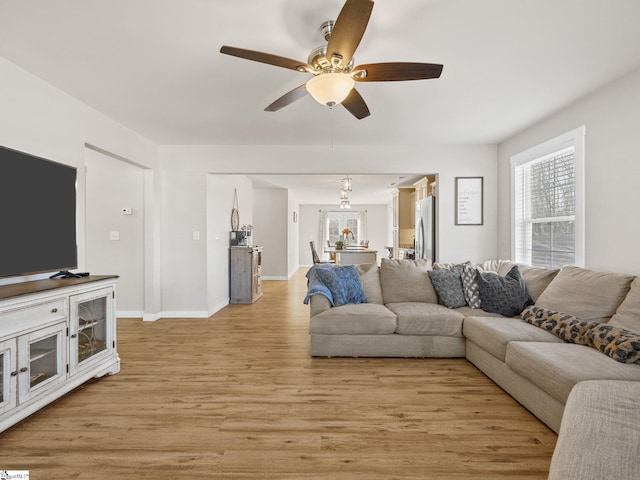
(316, 265, 368, 306)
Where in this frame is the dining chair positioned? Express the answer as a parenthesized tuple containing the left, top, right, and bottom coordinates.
(310, 241, 334, 264)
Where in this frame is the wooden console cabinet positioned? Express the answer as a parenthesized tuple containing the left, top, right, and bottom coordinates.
(0, 275, 119, 432)
(229, 246, 263, 304)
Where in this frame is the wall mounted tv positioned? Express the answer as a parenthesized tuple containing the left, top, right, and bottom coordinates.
(0, 145, 78, 278)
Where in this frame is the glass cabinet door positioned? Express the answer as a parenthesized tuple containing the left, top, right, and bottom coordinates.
(70, 287, 113, 375)
(77, 296, 107, 363)
(0, 339, 17, 415)
(18, 323, 66, 403)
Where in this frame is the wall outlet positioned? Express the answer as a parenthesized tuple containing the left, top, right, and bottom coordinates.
(109, 231, 120, 241)
(121, 207, 132, 215)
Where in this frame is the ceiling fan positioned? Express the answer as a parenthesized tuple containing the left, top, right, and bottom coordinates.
(220, 0, 443, 120)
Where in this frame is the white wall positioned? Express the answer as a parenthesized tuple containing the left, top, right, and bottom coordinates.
(85, 148, 144, 315)
(497, 67, 640, 275)
(288, 192, 300, 278)
(0, 58, 160, 320)
(253, 187, 289, 279)
(206, 174, 254, 315)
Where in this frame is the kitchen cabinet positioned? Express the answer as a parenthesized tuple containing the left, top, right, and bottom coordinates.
(392, 187, 416, 258)
(414, 176, 437, 201)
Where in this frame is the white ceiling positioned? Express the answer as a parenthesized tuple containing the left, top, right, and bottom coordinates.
(1, 0, 640, 203)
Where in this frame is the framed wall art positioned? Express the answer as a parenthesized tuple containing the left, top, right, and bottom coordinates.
(455, 177, 483, 225)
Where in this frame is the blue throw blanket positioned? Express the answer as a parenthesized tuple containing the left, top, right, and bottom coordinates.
(304, 264, 335, 305)
(304, 264, 367, 307)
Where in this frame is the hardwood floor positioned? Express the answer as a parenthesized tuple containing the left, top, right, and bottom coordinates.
(0, 269, 557, 479)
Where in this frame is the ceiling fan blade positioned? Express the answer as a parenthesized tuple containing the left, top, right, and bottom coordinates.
(264, 84, 309, 112)
(353, 62, 444, 82)
(341, 88, 370, 120)
(220, 46, 313, 72)
(326, 0, 374, 68)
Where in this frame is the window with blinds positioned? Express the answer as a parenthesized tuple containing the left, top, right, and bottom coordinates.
(511, 127, 585, 269)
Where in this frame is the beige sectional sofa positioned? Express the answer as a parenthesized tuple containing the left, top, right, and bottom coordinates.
(308, 259, 640, 429)
(547, 379, 640, 479)
(308, 258, 640, 476)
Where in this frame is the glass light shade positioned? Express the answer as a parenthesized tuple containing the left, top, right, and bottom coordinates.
(340, 189, 349, 200)
(341, 177, 352, 191)
(306, 73, 355, 106)
(340, 199, 351, 209)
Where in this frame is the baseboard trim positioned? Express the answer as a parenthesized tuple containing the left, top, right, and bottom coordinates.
(117, 310, 144, 319)
(142, 312, 162, 322)
(141, 310, 210, 322)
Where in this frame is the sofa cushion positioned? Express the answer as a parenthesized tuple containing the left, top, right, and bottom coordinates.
(454, 306, 508, 318)
(518, 265, 560, 302)
(379, 258, 438, 304)
(476, 265, 533, 316)
(587, 324, 640, 364)
(386, 302, 464, 336)
(315, 265, 367, 306)
(535, 265, 634, 322)
(463, 316, 562, 361)
(354, 262, 384, 305)
(520, 305, 599, 345)
(548, 380, 640, 480)
(428, 267, 467, 308)
(505, 342, 640, 404)
(477, 259, 516, 275)
(609, 277, 640, 333)
(309, 303, 397, 335)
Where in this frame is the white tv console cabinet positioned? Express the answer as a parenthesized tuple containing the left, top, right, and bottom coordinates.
(0, 275, 120, 432)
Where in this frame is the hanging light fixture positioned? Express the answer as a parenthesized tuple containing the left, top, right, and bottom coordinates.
(341, 176, 352, 192)
(306, 73, 355, 107)
(340, 189, 349, 200)
(340, 199, 351, 209)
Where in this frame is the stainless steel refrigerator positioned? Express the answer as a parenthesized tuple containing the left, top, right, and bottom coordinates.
(415, 196, 435, 261)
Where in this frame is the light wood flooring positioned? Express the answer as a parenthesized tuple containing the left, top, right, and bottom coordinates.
(0, 269, 557, 479)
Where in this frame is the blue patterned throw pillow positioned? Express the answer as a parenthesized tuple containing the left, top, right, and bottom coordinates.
(315, 265, 368, 307)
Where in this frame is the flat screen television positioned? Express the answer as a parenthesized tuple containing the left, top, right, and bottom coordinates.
(0, 145, 78, 278)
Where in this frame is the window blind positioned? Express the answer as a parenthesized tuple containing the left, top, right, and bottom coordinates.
(514, 147, 575, 268)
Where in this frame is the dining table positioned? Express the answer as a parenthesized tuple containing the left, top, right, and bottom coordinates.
(324, 246, 378, 266)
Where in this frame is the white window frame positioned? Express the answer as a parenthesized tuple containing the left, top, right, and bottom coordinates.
(510, 126, 586, 268)
(325, 211, 361, 245)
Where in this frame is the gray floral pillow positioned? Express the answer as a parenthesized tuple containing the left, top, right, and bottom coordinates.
(461, 263, 481, 309)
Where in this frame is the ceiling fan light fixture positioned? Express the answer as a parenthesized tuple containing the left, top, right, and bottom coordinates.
(306, 73, 355, 107)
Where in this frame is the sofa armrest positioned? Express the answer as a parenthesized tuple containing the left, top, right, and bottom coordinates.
(309, 294, 332, 318)
(548, 379, 640, 480)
